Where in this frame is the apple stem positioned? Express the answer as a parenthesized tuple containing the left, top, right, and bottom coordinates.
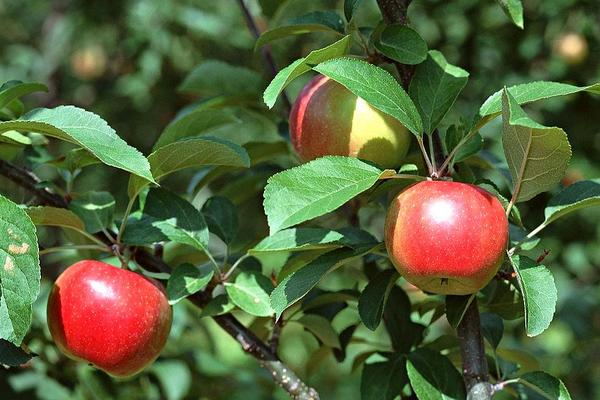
(457, 298, 495, 399)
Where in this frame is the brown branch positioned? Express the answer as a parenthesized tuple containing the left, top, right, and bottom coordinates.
(456, 298, 494, 399)
(237, 0, 292, 115)
(0, 158, 318, 399)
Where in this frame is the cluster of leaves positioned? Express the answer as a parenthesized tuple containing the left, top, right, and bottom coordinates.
(0, 0, 599, 399)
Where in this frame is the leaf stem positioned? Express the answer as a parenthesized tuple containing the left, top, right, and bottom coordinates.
(508, 221, 547, 256)
(222, 253, 250, 281)
(417, 137, 434, 176)
(40, 244, 109, 255)
(380, 173, 427, 181)
(116, 195, 137, 244)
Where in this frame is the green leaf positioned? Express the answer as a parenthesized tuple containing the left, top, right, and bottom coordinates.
(0, 106, 155, 182)
(26, 207, 85, 232)
(68, 191, 115, 234)
(480, 279, 524, 320)
(152, 108, 239, 150)
(199, 294, 235, 318)
(288, 11, 345, 33)
(296, 314, 341, 348)
(515, 371, 572, 400)
(480, 312, 504, 349)
(0, 81, 48, 110)
(497, 0, 524, 29)
(407, 348, 466, 400)
(0, 339, 34, 366)
(250, 227, 376, 254)
(480, 81, 600, 118)
(123, 188, 209, 252)
(409, 51, 469, 134)
(255, 22, 343, 50)
(225, 272, 274, 317)
(264, 156, 388, 234)
(361, 356, 408, 400)
(0, 195, 39, 346)
(344, 0, 363, 21)
(445, 294, 475, 329)
(263, 36, 351, 108)
(384, 286, 423, 353)
(510, 255, 557, 337)
(358, 269, 398, 331)
(167, 263, 214, 305)
(201, 196, 239, 245)
(179, 60, 263, 96)
(544, 179, 600, 225)
(128, 136, 250, 198)
(270, 247, 372, 319)
(314, 58, 423, 136)
(445, 124, 482, 163)
(50, 148, 99, 171)
(151, 360, 192, 400)
(374, 25, 428, 65)
(501, 89, 571, 202)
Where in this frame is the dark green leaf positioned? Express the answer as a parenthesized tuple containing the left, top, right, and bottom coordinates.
(375, 25, 428, 65)
(201, 196, 239, 245)
(314, 58, 423, 136)
(515, 371, 572, 400)
(0, 339, 34, 366)
(384, 286, 424, 353)
(445, 294, 475, 329)
(255, 22, 343, 50)
(288, 11, 345, 33)
(409, 50, 469, 134)
(344, 0, 363, 21)
(167, 263, 214, 305)
(361, 356, 407, 400)
(0, 81, 48, 110)
(480, 312, 504, 349)
(358, 269, 399, 330)
(544, 179, 600, 225)
(407, 348, 466, 400)
(69, 191, 115, 234)
(296, 314, 341, 348)
(179, 60, 263, 96)
(199, 294, 235, 318)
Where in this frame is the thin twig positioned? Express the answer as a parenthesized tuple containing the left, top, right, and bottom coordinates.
(0, 159, 67, 207)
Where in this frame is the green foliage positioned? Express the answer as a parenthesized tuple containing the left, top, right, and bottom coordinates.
(374, 25, 428, 65)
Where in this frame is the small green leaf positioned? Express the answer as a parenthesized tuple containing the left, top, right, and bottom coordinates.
(250, 227, 376, 254)
(152, 108, 239, 150)
(514, 371, 572, 400)
(501, 89, 571, 202)
(510, 255, 557, 336)
(26, 207, 85, 232)
(409, 51, 469, 134)
(128, 136, 250, 198)
(544, 179, 600, 225)
(0, 106, 155, 182)
(270, 247, 372, 319)
(497, 0, 524, 28)
(361, 356, 407, 400)
(344, 0, 363, 21)
(255, 21, 343, 50)
(199, 294, 235, 318)
(407, 348, 466, 400)
(296, 314, 341, 348)
(167, 263, 214, 305)
(264, 156, 388, 234)
(69, 191, 115, 234)
(445, 124, 482, 163)
(0, 339, 34, 366)
(123, 188, 209, 252)
(445, 294, 475, 329)
(225, 272, 274, 317)
(0, 195, 40, 346)
(0, 81, 48, 110)
(480, 312, 504, 349)
(201, 197, 239, 245)
(288, 11, 345, 33)
(263, 36, 351, 108)
(314, 58, 422, 136)
(384, 286, 424, 353)
(50, 148, 99, 171)
(358, 269, 399, 331)
(179, 60, 263, 96)
(480, 81, 600, 118)
(375, 25, 428, 65)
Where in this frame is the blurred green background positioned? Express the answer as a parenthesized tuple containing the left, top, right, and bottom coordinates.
(1, 0, 599, 399)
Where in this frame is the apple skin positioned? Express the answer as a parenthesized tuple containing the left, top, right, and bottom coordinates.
(289, 74, 411, 168)
(47, 260, 172, 377)
(384, 181, 508, 295)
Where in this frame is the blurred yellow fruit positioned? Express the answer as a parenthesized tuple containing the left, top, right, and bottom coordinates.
(554, 32, 588, 65)
(70, 45, 108, 80)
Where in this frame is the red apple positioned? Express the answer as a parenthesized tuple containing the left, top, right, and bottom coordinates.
(384, 181, 508, 295)
(290, 74, 411, 168)
(47, 260, 172, 377)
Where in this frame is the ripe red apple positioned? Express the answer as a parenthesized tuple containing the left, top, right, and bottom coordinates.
(290, 74, 411, 168)
(47, 260, 172, 377)
(384, 181, 508, 295)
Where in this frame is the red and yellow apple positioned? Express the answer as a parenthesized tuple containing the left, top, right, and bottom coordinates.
(47, 260, 172, 377)
(289, 74, 411, 168)
(384, 181, 508, 295)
